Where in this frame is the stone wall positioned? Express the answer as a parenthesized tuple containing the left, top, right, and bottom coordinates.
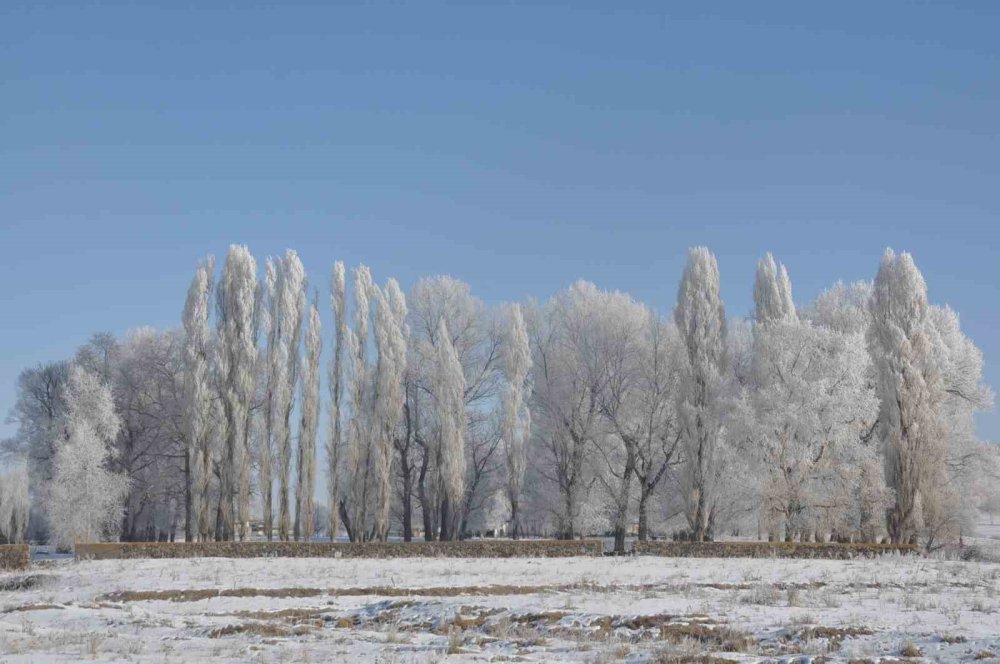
(634, 540, 918, 559)
(75, 539, 604, 560)
(0, 544, 30, 570)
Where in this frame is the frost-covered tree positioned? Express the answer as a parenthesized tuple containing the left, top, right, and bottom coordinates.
(371, 280, 408, 541)
(267, 251, 306, 541)
(806, 281, 873, 335)
(182, 256, 215, 541)
(527, 282, 686, 551)
(326, 261, 347, 541)
(0, 464, 30, 544)
(47, 367, 129, 549)
(294, 298, 322, 541)
(2, 361, 70, 541)
(868, 249, 946, 544)
(10, 241, 994, 550)
(674, 247, 728, 541)
(258, 258, 278, 540)
(434, 318, 466, 540)
(104, 329, 188, 543)
(753, 253, 796, 325)
(345, 266, 374, 541)
(501, 304, 532, 540)
(334, 267, 411, 544)
(747, 255, 879, 541)
(590, 289, 654, 552)
(603, 310, 685, 545)
(215, 245, 258, 541)
(403, 276, 502, 541)
(527, 283, 609, 540)
(14, 328, 193, 545)
(921, 304, 994, 547)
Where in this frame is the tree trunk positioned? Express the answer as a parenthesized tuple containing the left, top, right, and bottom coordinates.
(418, 452, 434, 542)
(120, 500, 132, 542)
(440, 496, 451, 541)
(458, 505, 468, 541)
(637, 489, 650, 542)
(612, 526, 626, 553)
(398, 437, 414, 542)
(184, 451, 193, 542)
(279, 478, 290, 542)
(691, 487, 708, 542)
(214, 498, 224, 541)
(262, 478, 272, 541)
(561, 487, 575, 540)
(401, 472, 413, 542)
(338, 500, 354, 543)
(510, 497, 520, 541)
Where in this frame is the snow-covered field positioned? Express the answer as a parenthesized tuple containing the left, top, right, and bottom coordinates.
(3, 553, 1000, 663)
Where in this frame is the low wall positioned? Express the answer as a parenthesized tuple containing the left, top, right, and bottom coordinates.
(0, 544, 30, 570)
(75, 539, 604, 560)
(634, 540, 918, 559)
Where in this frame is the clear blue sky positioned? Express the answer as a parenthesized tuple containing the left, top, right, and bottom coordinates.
(2, 1, 998, 441)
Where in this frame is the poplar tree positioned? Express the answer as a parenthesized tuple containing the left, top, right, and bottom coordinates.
(674, 247, 728, 541)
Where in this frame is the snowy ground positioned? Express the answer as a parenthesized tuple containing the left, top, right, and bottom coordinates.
(3, 553, 1000, 663)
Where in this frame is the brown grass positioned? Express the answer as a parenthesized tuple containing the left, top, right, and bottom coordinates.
(99, 587, 321, 602)
(229, 607, 335, 623)
(208, 622, 315, 638)
(2, 603, 65, 613)
(793, 626, 874, 651)
(650, 655, 739, 664)
(97, 582, 655, 603)
(586, 614, 752, 652)
(90, 579, 861, 605)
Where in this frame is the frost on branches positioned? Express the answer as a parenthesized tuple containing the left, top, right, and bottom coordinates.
(46, 367, 129, 549)
(501, 303, 531, 540)
(434, 318, 467, 541)
(5, 243, 993, 549)
(0, 464, 30, 544)
(674, 247, 729, 542)
(744, 254, 880, 542)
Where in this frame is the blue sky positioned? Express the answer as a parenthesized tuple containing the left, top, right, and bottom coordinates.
(2, 1, 998, 441)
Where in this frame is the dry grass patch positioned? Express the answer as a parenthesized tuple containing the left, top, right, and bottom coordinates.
(0, 575, 44, 592)
(94, 581, 733, 604)
(100, 587, 324, 603)
(230, 607, 334, 624)
(208, 622, 315, 638)
(3, 603, 65, 613)
(586, 614, 753, 652)
(509, 611, 570, 626)
(941, 633, 969, 644)
(650, 651, 739, 664)
(789, 625, 873, 652)
(99, 583, 560, 604)
(659, 623, 754, 652)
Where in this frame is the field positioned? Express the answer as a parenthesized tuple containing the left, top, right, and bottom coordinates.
(3, 552, 1000, 663)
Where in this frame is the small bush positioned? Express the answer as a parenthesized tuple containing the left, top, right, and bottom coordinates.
(446, 626, 463, 654)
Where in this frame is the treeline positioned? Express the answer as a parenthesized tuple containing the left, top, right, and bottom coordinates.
(1, 247, 995, 551)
